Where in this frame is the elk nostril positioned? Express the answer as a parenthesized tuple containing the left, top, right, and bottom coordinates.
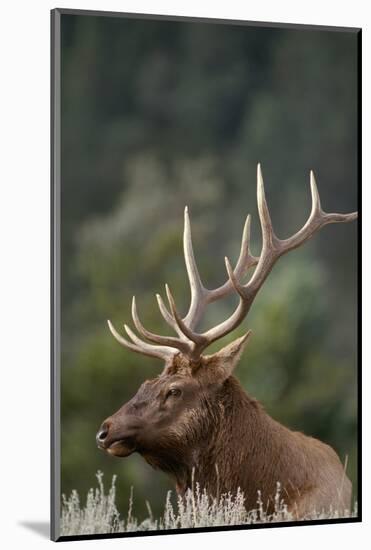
(98, 429, 108, 441)
(96, 421, 110, 445)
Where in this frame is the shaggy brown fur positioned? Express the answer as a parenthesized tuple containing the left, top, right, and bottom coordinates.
(179, 375, 351, 517)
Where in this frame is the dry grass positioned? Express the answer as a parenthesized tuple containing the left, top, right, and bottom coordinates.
(60, 471, 357, 537)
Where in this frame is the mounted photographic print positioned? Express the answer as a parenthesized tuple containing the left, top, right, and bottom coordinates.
(51, 8, 361, 542)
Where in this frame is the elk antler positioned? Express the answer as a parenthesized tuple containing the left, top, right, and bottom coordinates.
(108, 164, 357, 361)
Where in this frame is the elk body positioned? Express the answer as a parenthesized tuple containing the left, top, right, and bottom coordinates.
(97, 165, 356, 519)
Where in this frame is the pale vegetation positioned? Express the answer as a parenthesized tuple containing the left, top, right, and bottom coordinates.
(60, 472, 357, 537)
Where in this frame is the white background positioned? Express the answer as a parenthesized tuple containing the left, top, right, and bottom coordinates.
(0, 0, 368, 548)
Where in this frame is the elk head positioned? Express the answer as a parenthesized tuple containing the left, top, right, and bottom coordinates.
(97, 165, 356, 477)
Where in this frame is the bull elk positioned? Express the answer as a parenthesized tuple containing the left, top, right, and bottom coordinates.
(97, 165, 357, 519)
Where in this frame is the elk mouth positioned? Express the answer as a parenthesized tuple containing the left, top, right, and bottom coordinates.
(100, 437, 137, 458)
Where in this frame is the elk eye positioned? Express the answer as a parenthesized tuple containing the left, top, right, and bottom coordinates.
(167, 388, 181, 398)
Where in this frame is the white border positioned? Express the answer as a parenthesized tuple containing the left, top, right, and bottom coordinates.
(0, 1, 368, 548)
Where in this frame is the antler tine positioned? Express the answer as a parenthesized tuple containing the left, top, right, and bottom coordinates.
(153, 206, 205, 333)
(234, 214, 259, 275)
(184, 206, 205, 293)
(131, 296, 191, 354)
(124, 324, 180, 359)
(276, 170, 358, 255)
(310, 170, 322, 215)
(257, 163, 277, 249)
(203, 215, 259, 304)
(107, 320, 177, 361)
(224, 256, 246, 299)
(181, 206, 207, 330)
(165, 284, 205, 346)
(155, 293, 185, 338)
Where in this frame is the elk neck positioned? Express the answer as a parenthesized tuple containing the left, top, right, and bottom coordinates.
(173, 375, 314, 512)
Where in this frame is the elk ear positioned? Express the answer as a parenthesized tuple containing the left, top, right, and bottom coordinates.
(203, 330, 252, 381)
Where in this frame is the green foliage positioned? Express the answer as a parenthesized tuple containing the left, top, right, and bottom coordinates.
(60, 14, 358, 519)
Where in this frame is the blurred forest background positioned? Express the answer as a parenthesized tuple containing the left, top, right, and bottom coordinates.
(60, 13, 358, 519)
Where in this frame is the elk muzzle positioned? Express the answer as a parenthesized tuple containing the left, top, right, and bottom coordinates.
(96, 414, 140, 458)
